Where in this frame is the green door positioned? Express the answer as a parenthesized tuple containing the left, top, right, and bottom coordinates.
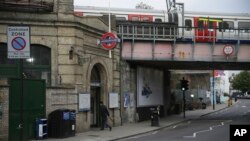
(9, 79, 45, 141)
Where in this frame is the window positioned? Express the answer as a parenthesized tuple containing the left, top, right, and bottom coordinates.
(0, 43, 16, 65)
(185, 19, 192, 31)
(116, 17, 126, 21)
(155, 18, 162, 22)
(238, 22, 250, 33)
(219, 21, 234, 32)
(198, 20, 204, 31)
(0, 43, 51, 85)
(208, 21, 214, 29)
(23, 45, 51, 85)
(142, 16, 150, 22)
(131, 16, 139, 21)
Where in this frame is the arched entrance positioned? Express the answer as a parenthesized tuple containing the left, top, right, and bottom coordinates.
(90, 64, 107, 127)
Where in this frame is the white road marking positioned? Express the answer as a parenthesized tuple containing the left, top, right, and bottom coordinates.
(173, 126, 177, 129)
(151, 131, 158, 135)
(183, 121, 231, 138)
(242, 106, 247, 108)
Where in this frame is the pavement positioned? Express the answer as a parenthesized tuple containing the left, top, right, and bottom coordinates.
(43, 103, 230, 141)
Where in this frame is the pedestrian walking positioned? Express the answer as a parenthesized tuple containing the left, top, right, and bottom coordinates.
(100, 101, 112, 131)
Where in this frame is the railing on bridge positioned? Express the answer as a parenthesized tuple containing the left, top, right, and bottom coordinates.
(117, 21, 250, 43)
(117, 21, 178, 41)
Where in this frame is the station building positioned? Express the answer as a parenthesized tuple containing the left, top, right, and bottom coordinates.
(0, 0, 122, 140)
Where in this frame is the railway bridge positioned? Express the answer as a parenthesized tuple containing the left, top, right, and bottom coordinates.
(117, 21, 250, 70)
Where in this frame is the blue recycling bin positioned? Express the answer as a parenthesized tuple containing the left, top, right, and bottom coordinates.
(36, 118, 48, 140)
(69, 110, 76, 136)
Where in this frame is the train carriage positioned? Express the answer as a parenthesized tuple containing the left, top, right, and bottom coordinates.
(74, 6, 250, 43)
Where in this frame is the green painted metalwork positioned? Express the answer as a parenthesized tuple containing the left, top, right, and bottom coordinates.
(9, 79, 45, 141)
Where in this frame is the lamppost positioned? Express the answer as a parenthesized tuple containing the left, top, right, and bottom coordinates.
(191, 94, 194, 102)
(228, 73, 235, 96)
(190, 94, 194, 110)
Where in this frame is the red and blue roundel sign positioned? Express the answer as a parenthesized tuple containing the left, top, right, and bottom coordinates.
(223, 45, 234, 55)
(100, 32, 120, 50)
(11, 37, 26, 50)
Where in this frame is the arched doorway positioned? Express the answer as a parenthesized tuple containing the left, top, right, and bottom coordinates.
(90, 64, 106, 127)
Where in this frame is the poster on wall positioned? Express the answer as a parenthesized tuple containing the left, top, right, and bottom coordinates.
(109, 92, 119, 108)
(124, 92, 130, 107)
(79, 93, 90, 111)
(137, 67, 163, 107)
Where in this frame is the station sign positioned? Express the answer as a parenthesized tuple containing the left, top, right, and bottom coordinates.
(7, 26, 30, 59)
(99, 32, 120, 50)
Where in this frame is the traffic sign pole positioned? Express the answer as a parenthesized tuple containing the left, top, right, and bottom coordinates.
(7, 26, 30, 141)
(108, 0, 111, 58)
(183, 90, 186, 118)
(99, 32, 120, 58)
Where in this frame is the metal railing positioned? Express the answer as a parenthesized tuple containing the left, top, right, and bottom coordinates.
(117, 21, 178, 41)
(117, 21, 250, 42)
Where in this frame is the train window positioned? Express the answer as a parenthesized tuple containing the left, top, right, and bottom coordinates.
(208, 21, 214, 29)
(238, 22, 250, 33)
(131, 16, 139, 21)
(198, 21, 204, 31)
(116, 17, 126, 21)
(142, 16, 150, 22)
(155, 18, 162, 22)
(219, 21, 234, 32)
(185, 19, 192, 31)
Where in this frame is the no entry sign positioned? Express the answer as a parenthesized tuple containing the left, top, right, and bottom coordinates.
(223, 45, 234, 56)
(7, 26, 30, 59)
(100, 32, 120, 50)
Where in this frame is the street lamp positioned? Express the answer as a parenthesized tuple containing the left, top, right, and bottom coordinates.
(191, 94, 194, 106)
(191, 94, 194, 98)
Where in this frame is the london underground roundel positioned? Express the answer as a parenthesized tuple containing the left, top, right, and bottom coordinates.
(100, 32, 119, 50)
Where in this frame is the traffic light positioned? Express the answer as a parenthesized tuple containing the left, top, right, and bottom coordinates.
(180, 79, 189, 91)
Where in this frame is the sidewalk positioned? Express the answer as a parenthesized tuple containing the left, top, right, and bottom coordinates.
(44, 103, 228, 141)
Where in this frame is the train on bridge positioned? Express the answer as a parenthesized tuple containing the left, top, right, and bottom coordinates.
(74, 6, 250, 42)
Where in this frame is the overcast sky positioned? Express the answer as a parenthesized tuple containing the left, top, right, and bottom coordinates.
(74, 0, 250, 14)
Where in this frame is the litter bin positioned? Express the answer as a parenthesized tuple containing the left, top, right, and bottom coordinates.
(48, 109, 76, 138)
(36, 118, 48, 140)
(150, 107, 159, 126)
(202, 103, 206, 109)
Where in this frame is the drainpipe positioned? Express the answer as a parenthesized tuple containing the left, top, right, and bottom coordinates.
(119, 36, 123, 126)
(176, 3, 184, 38)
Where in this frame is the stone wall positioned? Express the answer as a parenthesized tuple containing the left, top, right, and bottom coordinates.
(120, 61, 137, 123)
(0, 86, 8, 140)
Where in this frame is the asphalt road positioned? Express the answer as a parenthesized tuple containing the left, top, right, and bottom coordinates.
(119, 99, 250, 141)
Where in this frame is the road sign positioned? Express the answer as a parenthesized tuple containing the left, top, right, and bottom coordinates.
(7, 26, 30, 59)
(99, 32, 120, 50)
(223, 45, 234, 56)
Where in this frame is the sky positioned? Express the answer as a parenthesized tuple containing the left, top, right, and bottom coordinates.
(74, 0, 250, 14)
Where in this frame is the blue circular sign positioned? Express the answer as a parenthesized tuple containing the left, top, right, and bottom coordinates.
(11, 37, 26, 50)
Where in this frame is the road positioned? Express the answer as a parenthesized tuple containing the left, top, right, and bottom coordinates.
(118, 99, 250, 141)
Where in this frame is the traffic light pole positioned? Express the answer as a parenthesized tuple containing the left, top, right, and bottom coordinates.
(180, 77, 188, 118)
(183, 90, 186, 118)
(212, 70, 215, 110)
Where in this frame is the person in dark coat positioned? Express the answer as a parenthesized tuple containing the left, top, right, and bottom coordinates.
(100, 101, 112, 131)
